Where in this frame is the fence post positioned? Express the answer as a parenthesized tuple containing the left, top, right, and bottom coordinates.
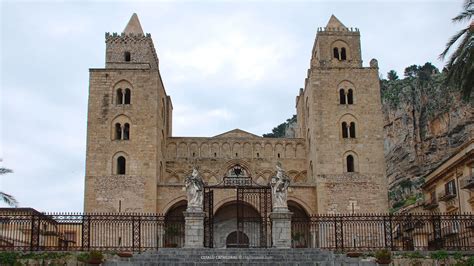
(383, 213, 393, 251)
(334, 216, 344, 252)
(81, 214, 90, 251)
(30, 213, 40, 251)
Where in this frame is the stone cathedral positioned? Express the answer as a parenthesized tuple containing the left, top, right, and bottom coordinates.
(84, 13, 388, 223)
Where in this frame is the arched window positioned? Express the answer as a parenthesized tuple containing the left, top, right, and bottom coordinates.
(116, 89, 123, 105)
(117, 156, 126, 175)
(346, 155, 354, 172)
(123, 123, 130, 140)
(115, 123, 122, 140)
(342, 122, 348, 138)
(124, 89, 131, 104)
(339, 89, 346, 104)
(347, 89, 354, 104)
(349, 122, 356, 138)
(124, 51, 131, 62)
(333, 47, 339, 60)
(341, 48, 347, 61)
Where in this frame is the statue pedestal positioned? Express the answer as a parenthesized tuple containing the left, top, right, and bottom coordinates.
(270, 208, 293, 248)
(183, 209, 205, 248)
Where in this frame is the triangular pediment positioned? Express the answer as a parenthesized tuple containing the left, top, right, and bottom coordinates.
(326, 15, 347, 29)
(213, 129, 261, 138)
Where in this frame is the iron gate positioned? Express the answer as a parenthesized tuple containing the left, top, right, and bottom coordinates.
(203, 166, 272, 248)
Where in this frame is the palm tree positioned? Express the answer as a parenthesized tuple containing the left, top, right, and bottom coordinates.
(0, 166, 18, 207)
(440, 0, 473, 100)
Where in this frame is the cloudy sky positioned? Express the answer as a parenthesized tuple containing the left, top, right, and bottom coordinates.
(0, 0, 463, 212)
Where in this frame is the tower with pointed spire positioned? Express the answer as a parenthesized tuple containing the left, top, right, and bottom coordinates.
(84, 13, 172, 213)
(105, 13, 159, 70)
(296, 15, 388, 213)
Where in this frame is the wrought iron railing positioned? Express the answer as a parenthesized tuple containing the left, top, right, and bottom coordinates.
(0, 210, 473, 252)
(0, 210, 182, 252)
(307, 213, 474, 251)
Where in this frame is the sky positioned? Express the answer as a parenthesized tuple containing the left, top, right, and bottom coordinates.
(0, 0, 464, 212)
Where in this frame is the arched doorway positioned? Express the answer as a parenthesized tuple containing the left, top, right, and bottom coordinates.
(164, 200, 186, 247)
(203, 163, 272, 248)
(289, 201, 311, 248)
(226, 231, 249, 248)
(213, 201, 261, 248)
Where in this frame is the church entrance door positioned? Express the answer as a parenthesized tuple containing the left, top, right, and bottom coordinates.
(203, 164, 272, 248)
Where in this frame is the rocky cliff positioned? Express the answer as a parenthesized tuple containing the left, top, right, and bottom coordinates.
(381, 73, 473, 212)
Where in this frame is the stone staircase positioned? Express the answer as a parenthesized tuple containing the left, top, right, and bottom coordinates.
(105, 248, 377, 266)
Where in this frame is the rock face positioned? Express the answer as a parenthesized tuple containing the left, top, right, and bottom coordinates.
(381, 74, 473, 211)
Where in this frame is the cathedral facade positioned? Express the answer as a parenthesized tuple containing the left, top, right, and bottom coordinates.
(84, 14, 388, 221)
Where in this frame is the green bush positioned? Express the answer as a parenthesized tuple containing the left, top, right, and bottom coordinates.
(430, 250, 449, 261)
(375, 249, 391, 260)
(0, 252, 19, 265)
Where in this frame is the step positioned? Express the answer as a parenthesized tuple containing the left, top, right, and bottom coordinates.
(104, 248, 376, 266)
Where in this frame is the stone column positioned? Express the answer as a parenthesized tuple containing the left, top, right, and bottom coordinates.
(270, 208, 293, 248)
(183, 210, 205, 248)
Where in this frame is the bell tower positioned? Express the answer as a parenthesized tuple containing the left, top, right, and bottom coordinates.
(84, 14, 172, 213)
(296, 15, 388, 214)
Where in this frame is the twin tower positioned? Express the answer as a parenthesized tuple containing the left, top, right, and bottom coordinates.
(84, 14, 388, 215)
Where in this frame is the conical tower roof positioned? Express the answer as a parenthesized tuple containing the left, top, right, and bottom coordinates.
(326, 15, 347, 29)
(123, 13, 144, 34)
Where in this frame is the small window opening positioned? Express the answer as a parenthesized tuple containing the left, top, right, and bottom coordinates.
(115, 123, 122, 140)
(339, 89, 346, 104)
(235, 153, 238, 157)
(347, 89, 353, 104)
(124, 51, 131, 62)
(349, 122, 356, 138)
(277, 153, 280, 158)
(117, 89, 123, 105)
(123, 123, 130, 140)
(117, 156, 126, 175)
(346, 155, 354, 172)
(257, 153, 260, 158)
(192, 152, 195, 157)
(214, 152, 217, 157)
(333, 47, 339, 60)
(124, 89, 131, 104)
(445, 180, 456, 195)
(118, 200, 122, 212)
(341, 48, 347, 61)
(342, 122, 348, 138)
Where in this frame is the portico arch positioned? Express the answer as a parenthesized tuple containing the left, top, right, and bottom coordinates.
(289, 200, 311, 248)
(213, 201, 261, 248)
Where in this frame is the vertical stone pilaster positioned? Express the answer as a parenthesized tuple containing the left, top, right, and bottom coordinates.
(183, 211, 205, 248)
(270, 209, 293, 248)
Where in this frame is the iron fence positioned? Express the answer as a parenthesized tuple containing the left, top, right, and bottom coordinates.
(308, 213, 474, 251)
(0, 210, 473, 252)
(0, 210, 182, 252)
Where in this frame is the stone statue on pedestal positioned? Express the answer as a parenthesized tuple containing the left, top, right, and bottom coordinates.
(185, 168, 204, 211)
(271, 163, 290, 210)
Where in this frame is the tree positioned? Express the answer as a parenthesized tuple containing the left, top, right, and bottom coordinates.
(387, 70, 399, 81)
(418, 62, 439, 83)
(263, 115, 297, 138)
(440, 0, 474, 100)
(0, 165, 18, 207)
(404, 65, 419, 78)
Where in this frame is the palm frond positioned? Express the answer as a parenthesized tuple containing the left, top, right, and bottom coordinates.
(0, 192, 18, 207)
(452, 9, 474, 23)
(463, 0, 473, 10)
(440, 27, 469, 59)
(0, 168, 13, 175)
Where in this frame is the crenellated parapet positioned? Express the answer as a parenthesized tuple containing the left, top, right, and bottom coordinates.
(105, 31, 159, 70)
